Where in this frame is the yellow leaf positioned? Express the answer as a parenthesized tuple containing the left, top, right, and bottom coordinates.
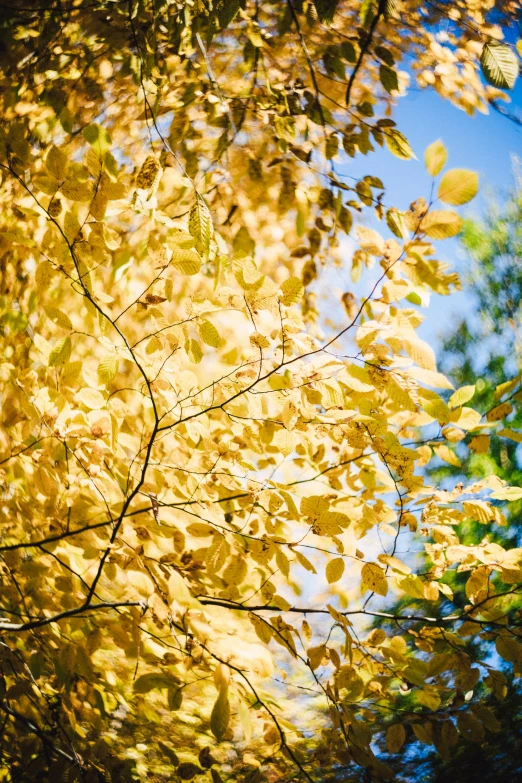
(421, 210, 463, 239)
(77, 388, 106, 409)
(44, 305, 72, 330)
(273, 427, 297, 456)
(206, 535, 229, 573)
(496, 635, 522, 664)
(60, 179, 93, 202)
(210, 690, 230, 743)
(403, 336, 436, 371)
(189, 193, 213, 253)
(83, 123, 112, 155)
(282, 400, 298, 430)
(222, 556, 247, 586)
(453, 406, 482, 430)
(356, 226, 385, 255)
(486, 401, 513, 422)
(465, 567, 489, 603)
(280, 276, 304, 305)
(378, 554, 411, 575)
(434, 444, 461, 467)
(326, 557, 345, 584)
(249, 612, 273, 644)
(412, 723, 433, 745)
(494, 376, 520, 400)
(424, 139, 447, 177)
(214, 663, 231, 691)
(386, 723, 406, 754)
(498, 428, 522, 443)
(448, 385, 475, 409)
(293, 549, 317, 574)
(469, 434, 490, 453)
(171, 245, 201, 275)
(132, 570, 155, 598)
(45, 144, 69, 179)
(361, 562, 388, 596)
(463, 500, 494, 524)
(198, 319, 220, 347)
(408, 367, 454, 390)
(490, 486, 522, 501)
(187, 523, 215, 537)
(97, 354, 119, 384)
(250, 331, 270, 349)
(185, 338, 203, 364)
(238, 698, 252, 742)
(438, 169, 478, 206)
(300, 496, 329, 519)
(417, 687, 441, 710)
(49, 336, 72, 366)
(385, 128, 415, 160)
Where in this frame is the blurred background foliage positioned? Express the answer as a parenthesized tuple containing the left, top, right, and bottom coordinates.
(364, 173, 522, 782)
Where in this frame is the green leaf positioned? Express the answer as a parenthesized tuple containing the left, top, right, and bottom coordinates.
(340, 41, 357, 63)
(167, 687, 183, 710)
(424, 139, 447, 177)
(380, 65, 399, 93)
(438, 169, 479, 206)
(133, 673, 178, 693)
(406, 291, 422, 305)
(360, 0, 377, 27)
(384, 128, 415, 160)
(480, 42, 519, 90)
(375, 46, 395, 66)
(420, 210, 463, 239)
(83, 124, 112, 156)
(59, 106, 74, 134)
(217, 0, 241, 29)
(313, 0, 340, 23)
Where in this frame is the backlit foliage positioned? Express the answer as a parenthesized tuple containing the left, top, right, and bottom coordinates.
(0, 1, 522, 781)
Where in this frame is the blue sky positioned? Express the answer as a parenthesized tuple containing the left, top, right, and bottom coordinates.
(335, 79, 522, 353)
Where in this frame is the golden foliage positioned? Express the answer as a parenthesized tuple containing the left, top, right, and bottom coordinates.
(0, 1, 521, 781)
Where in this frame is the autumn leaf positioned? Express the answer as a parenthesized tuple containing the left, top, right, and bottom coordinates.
(424, 139, 447, 177)
(361, 562, 388, 596)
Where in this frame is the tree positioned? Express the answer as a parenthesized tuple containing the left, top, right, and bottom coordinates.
(382, 179, 522, 783)
(0, 1, 522, 781)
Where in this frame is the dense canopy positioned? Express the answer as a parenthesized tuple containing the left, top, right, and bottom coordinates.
(0, 1, 521, 781)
